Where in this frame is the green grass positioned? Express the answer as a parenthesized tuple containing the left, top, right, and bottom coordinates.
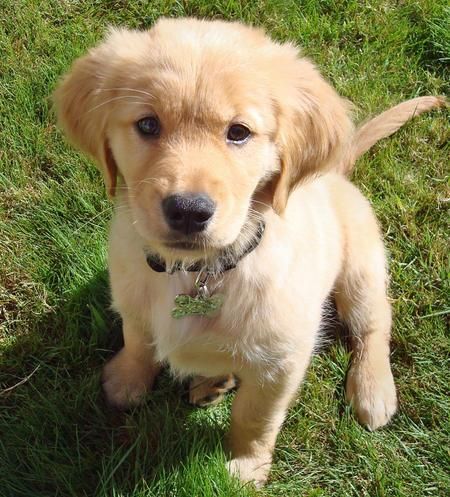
(0, 1, 448, 496)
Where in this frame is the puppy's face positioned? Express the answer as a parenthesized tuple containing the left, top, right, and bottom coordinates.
(54, 19, 352, 260)
(104, 43, 279, 258)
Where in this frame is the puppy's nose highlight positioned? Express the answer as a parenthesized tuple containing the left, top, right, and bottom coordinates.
(162, 193, 215, 234)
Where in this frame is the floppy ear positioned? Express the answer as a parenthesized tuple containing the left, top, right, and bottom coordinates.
(271, 51, 354, 214)
(53, 41, 118, 197)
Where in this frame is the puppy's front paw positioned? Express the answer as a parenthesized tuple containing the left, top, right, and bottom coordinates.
(346, 361, 397, 431)
(102, 348, 158, 409)
(227, 455, 272, 488)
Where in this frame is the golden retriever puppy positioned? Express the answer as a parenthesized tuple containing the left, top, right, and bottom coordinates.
(53, 18, 444, 486)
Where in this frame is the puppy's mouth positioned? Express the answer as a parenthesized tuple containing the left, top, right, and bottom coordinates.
(164, 240, 205, 251)
(147, 234, 219, 273)
(159, 233, 219, 258)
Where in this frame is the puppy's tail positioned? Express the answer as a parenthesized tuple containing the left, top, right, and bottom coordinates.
(344, 96, 446, 174)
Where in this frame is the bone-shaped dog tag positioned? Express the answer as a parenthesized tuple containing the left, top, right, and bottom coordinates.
(171, 293, 223, 319)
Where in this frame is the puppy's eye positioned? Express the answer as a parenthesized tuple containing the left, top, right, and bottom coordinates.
(227, 124, 251, 144)
(136, 116, 160, 137)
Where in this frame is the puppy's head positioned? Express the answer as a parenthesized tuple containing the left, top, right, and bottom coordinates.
(54, 18, 352, 260)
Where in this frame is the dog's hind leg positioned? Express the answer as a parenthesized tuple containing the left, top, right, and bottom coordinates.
(334, 215, 397, 430)
(187, 374, 237, 406)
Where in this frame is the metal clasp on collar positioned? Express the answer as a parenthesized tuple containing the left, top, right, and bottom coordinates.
(194, 267, 211, 299)
(171, 267, 223, 319)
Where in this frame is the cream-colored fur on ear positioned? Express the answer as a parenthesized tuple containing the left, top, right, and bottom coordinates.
(52, 28, 147, 196)
(53, 50, 115, 194)
(269, 46, 354, 214)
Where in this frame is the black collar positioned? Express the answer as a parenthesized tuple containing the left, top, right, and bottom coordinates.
(146, 220, 265, 274)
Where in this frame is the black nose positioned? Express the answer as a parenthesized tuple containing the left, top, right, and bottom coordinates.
(162, 193, 215, 235)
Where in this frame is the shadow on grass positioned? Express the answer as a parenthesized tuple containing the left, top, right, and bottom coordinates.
(0, 270, 231, 497)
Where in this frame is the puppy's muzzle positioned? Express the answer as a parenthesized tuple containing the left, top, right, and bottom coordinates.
(162, 193, 215, 235)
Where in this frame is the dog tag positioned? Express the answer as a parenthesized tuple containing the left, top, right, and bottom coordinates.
(171, 293, 223, 319)
(171, 269, 223, 319)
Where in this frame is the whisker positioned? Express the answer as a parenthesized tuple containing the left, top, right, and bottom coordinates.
(73, 205, 115, 234)
(251, 199, 272, 210)
(137, 177, 166, 188)
(87, 95, 151, 114)
(113, 184, 128, 189)
(114, 204, 133, 212)
(97, 87, 155, 99)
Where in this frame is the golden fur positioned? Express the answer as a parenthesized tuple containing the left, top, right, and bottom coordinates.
(53, 18, 444, 486)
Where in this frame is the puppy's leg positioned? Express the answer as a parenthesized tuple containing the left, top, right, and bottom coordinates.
(102, 314, 160, 408)
(188, 374, 236, 406)
(227, 365, 308, 487)
(335, 236, 397, 430)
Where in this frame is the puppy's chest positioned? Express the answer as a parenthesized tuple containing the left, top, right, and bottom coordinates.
(151, 273, 232, 370)
(149, 273, 257, 376)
